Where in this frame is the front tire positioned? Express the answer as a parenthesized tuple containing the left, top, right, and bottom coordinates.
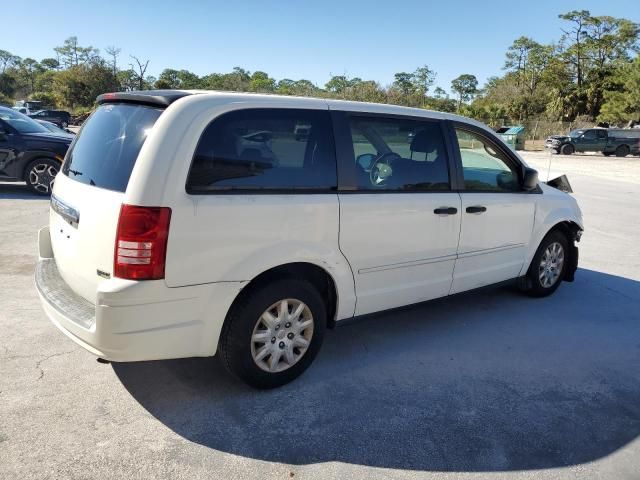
(520, 230, 569, 297)
(560, 144, 574, 155)
(219, 278, 326, 389)
(24, 158, 59, 196)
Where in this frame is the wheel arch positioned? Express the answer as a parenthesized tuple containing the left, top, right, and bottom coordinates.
(230, 262, 341, 329)
(524, 220, 582, 282)
(20, 152, 63, 181)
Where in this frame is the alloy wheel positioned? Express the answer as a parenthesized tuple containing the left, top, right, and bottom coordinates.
(538, 242, 565, 288)
(29, 163, 58, 194)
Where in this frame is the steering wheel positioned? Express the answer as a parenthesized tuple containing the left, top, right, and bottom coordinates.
(369, 152, 400, 186)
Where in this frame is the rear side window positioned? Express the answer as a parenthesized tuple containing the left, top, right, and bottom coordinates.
(62, 103, 162, 192)
(187, 109, 336, 192)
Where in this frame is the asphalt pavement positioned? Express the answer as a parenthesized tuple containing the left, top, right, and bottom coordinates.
(1, 152, 639, 479)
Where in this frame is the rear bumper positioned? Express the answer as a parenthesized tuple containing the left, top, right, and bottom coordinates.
(35, 226, 247, 362)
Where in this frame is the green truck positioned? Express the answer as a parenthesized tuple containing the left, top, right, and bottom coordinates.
(545, 128, 640, 157)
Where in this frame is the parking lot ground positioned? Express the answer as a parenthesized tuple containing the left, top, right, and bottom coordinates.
(1, 152, 639, 480)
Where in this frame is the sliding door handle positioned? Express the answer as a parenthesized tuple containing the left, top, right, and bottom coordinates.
(466, 205, 487, 214)
(433, 207, 458, 215)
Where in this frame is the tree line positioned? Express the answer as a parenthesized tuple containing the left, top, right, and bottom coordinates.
(1, 10, 638, 126)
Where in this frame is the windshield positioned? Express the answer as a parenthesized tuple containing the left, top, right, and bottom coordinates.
(38, 121, 68, 135)
(0, 108, 49, 134)
(62, 103, 162, 192)
(569, 129, 585, 138)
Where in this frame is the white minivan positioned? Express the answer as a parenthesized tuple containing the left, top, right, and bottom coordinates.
(36, 91, 583, 388)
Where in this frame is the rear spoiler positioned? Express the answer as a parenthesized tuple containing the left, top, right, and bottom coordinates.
(96, 90, 195, 107)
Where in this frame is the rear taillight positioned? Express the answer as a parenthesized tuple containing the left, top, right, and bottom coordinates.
(114, 204, 171, 280)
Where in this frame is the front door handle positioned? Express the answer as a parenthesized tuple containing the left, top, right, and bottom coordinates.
(433, 207, 458, 215)
(466, 205, 487, 214)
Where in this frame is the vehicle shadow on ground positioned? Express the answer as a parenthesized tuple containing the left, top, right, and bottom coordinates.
(113, 268, 640, 472)
(0, 183, 44, 200)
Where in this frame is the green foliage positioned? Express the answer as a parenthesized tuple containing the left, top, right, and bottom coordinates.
(470, 10, 639, 124)
(0, 15, 637, 124)
(451, 74, 478, 111)
(0, 92, 11, 106)
(249, 71, 276, 92)
(52, 63, 115, 109)
(598, 56, 640, 123)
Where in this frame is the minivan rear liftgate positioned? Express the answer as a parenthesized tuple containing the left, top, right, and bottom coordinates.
(48, 102, 163, 303)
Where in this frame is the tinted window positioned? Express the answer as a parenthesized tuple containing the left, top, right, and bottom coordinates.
(582, 130, 597, 139)
(62, 103, 162, 192)
(455, 129, 520, 192)
(187, 109, 336, 192)
(348, 116, 449, 191)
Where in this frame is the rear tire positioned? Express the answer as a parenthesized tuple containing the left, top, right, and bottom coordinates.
(24, 158, 59, 196)
(560, 144, 574, 155)
(520, 230, 569, 298)
(219, 278, 326, 389)
(615, 145, 630, 157)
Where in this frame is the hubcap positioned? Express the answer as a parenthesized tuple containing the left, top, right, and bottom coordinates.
(250, 298, 314, 373)
(538, 242, 565, 288)
(29, 163, 58, 193)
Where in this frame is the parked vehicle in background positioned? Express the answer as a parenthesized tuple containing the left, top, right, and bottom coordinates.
(35, 120, 75, 138)
(546, 128, 640, 157)
(29, 110, 72, 128)
(0, 106, 72, 195)
(36, 90, 583, 389)
(13, 100, 45, 115)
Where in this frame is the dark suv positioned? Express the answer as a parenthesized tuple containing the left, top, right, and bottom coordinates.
(0, 106, 72, 195)
(29, 109, 72, 128)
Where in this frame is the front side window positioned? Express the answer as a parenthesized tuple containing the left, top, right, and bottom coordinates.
(187, 109, 336, 192)
(347, 116, 450, 191)
(569, 129, 584, 138)
(582, 130, 597, 140)
(455, 129, 520, 192)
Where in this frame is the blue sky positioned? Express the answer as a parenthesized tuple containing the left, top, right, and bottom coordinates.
(3, 0, 639, 93)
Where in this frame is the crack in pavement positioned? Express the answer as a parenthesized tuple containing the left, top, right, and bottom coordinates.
(34, 350, 76, 380)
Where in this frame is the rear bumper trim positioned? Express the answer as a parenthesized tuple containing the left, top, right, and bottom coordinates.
(35, 259, 95, 329)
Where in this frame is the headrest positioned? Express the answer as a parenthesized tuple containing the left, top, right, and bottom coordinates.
(410, 127, 441, 153)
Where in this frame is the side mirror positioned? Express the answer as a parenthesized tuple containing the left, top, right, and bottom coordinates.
(0, 127, 7, 141)
(522, 167, 539, 191)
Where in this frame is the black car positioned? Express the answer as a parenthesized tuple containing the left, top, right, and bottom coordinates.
(28, 109, 72, 128)
(0, 106, 72, 195)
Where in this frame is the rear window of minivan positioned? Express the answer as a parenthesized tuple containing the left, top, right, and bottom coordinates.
(62, 103, 162, 192)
